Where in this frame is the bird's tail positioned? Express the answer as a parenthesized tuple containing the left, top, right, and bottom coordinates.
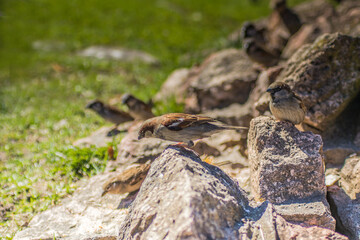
(223, 125, 248, 131)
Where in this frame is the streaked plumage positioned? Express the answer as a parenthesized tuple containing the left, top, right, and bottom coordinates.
(86, 100, 133, 125)
(138, 113, 248, 147)
(121, 93, 154, 120)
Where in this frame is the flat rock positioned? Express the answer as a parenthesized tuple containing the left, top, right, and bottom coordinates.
(78, 46, 159, 65)
(13, 173, 128, 240)
(185, 48, 259, 113)
(239, 201, 346, 240)
(118, 146, 250, 240)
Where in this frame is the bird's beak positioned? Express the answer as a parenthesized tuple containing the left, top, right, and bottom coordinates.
(266, 88, 273, 93)
(101, 190, 107, 197)
(85, 103, 91, 109)
(138, 135, 143, 140)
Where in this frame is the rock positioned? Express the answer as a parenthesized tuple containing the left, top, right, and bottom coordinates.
(13, 173, 128, 240)
(118, 146, 250, 240)
(153, 68, 190, 103)
(239, 201, 346, 240)
(336, 1, 360, 37)
(277, 33, 360, 131)
(73, 124, 131, 147)
(78, 46, 159, 65)
(327, 185, 360, 240)
(248, 116, 326, 204)
(339, 155, 360, 199)
(273, 198, 335, 230)
(185, 49, 259, 113)
(105, 122, 170, 172)
(204, 102, 253, 127)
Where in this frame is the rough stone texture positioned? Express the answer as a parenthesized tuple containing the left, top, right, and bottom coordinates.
(339, 155, 360, 199)
(248, 116, 326, 204)
(153, 68, 190, 103)
(14, 173, 128, 240)
(118, 146, 250, 240)
(273, 198, 335, 230)
(327, 185, 360, 240)
(185, 49, 259, 113)
(105, 122, 170, 172)
(277, 33, 360, 131)
(78, 46, 159, 65)
(239, 202, 346, 240)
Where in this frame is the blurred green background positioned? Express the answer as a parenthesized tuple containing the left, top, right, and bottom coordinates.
(0, 0, 306, 238)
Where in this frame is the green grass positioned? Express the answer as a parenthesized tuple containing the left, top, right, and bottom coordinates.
(0, 0, 307, 238)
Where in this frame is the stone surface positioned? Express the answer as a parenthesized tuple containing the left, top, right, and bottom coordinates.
(118, 146, 250, 240)
(153, 68, 190, 103)
(339, 155, 360, 199)
(328, 185, 360, 240)
(239, 201, 346, 240)
(248, 116, 326, 203)
(78, 46, 159, 65)
(273, 198, 335, 230)
(14, 173, 128, 240)
(185, 49, 259, 113)
(277, 33, 360, 131)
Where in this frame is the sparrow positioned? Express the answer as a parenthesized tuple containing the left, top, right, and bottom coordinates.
(266, 82, 306, 125)
(138, 113, 248, 147)
(271, 0, 301, 35)
(86, 100, 133, 126)
(101, 163, 151, 196)
(243, 39, 280, 68)
(121, 93, 154, 120)
(240, 21, 266, 46)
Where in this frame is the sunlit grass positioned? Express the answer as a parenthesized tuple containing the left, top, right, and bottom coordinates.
(0, 0, 307, 238)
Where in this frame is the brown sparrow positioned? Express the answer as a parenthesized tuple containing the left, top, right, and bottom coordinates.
(267, 82, 306, 125)
(138, 113, 248, 147)
(121, 94, 154, 120)
(243, 39, 280, 68)
(86, 100, 133, 125)
(101, 163, 151, 196)
(271, 0, 301, 35)
(241, 21, 266, 47)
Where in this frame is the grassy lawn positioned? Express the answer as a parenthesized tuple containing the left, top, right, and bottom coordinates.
(0, 0, 306, 238)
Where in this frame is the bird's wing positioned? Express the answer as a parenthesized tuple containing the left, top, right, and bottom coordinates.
(162, 113, 215, 131)
(294, 93, 307, 113)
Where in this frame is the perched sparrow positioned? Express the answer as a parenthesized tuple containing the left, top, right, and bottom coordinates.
(243, 39, 280, 67)
(121, 94, 154, 120)
(86, 100, 133, 125)
(101, 163, 151, 196)
(267, 82, 306, 125)
(271, 0, 301, 35)
(138, 113, 248, 147)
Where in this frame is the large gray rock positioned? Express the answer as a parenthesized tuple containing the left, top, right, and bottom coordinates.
(248, 116, 326, 203)
(119, 146, 250, 240)
(278, 33, 360, 131)
(327, 185, 360, 240)
(185, 49, 259, 113)
(13, 173, 128, 240)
